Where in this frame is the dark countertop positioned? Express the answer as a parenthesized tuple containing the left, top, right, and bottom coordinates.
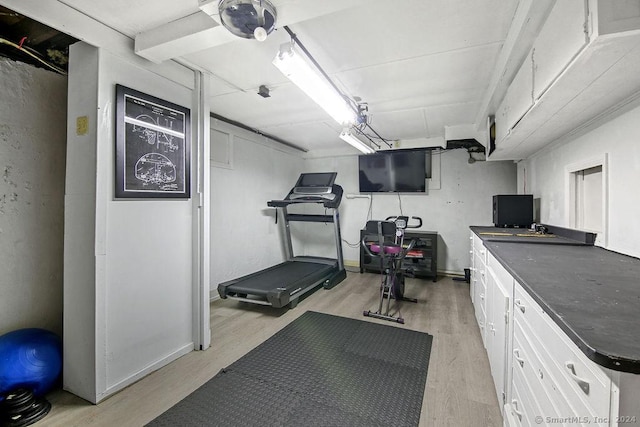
(470, 226, 591, 245)
(471, 227, 640, 374)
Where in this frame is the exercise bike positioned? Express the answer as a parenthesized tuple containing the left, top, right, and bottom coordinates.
(361, 216, 422, 324)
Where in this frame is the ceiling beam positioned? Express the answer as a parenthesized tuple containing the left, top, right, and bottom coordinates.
(135, 0, 377, 63)
(134, 11, 231, 63)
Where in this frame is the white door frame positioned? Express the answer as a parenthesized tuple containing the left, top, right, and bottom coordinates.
(192, 70, 211, 350)
(564, 153, 608, 248)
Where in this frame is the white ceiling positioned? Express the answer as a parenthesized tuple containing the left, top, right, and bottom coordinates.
(57, 0, 522, 153)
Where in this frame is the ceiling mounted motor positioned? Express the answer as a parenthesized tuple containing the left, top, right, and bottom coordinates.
(218, 0, 277, 41)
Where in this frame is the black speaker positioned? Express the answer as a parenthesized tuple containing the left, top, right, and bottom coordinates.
(493, 195, 533, 228)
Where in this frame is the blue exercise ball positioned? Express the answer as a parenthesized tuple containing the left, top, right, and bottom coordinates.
(0, 328, 62, 398)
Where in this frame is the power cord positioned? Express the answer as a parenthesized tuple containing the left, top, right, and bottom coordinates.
(0, 37, 67, 75)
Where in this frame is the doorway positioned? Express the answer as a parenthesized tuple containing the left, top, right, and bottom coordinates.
(566, 155, 608, 247)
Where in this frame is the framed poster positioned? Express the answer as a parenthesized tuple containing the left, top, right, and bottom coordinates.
(115, 84, 191, 199)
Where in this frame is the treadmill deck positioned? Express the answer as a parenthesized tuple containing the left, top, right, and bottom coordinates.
(218, 258, 343, 308)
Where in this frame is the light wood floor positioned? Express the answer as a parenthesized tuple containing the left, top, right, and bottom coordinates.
(39, 272, 502, 426)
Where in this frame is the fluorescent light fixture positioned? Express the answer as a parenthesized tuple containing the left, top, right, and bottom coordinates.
(340, 128, 375, 154)
(273, 42, 356, 126)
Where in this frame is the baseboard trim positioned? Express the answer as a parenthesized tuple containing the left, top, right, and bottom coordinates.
(97, 342, 194, 403)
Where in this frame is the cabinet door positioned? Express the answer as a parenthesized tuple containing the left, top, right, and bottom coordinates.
(474, 253, 488, 346)
(597, 0, 640, 36)
(486, 265, 510, 407)
(532, 0, 589, 99)
(469, 234, 475, 302)
(495, 52, 534, 144)
(474, 276, 487, 346)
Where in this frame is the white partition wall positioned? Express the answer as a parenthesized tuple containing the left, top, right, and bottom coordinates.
(64, 42, 197, 403)
(208, 120, 305, 295)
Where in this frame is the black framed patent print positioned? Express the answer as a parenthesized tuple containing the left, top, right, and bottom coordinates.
(115, 84, 191, 199)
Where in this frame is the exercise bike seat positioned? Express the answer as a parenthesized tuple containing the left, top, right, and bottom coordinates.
(363, 220, 415, 259)
(369, 243, 402, 256)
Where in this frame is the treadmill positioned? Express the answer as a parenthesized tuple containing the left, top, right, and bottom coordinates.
(217, 172, 347, 308)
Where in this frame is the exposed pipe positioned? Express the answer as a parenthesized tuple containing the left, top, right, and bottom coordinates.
(209, 112, 307, 152)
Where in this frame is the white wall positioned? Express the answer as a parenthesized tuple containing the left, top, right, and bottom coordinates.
(518, 101, 640, 259)
(64, 42, 195, 403)
(208, 142, 516, 281)
(209, 120, 305, 293)
(0, 58, 67, 336)
(305, 149, 517, 274)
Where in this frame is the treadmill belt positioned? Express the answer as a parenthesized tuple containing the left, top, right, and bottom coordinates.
(225, 261, 334, 296)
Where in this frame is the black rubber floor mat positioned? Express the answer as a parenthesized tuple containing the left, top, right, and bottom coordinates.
(147, 311, 433, 427)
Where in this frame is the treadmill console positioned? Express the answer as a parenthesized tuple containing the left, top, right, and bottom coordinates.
(268, 172, 343, 208)
(292, 172, 336, 195)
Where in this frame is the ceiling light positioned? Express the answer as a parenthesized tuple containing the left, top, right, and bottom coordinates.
(340, 129, 375, 154)
(254, 26, 267, 42)
(273, 42, 356, 126)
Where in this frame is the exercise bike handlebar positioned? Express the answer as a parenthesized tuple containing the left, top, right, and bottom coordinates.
(385, 216, 423, 229)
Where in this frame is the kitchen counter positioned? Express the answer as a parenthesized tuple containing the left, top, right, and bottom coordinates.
(471, 226, 640, 374)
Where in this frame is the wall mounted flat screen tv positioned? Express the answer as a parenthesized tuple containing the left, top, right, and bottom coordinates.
(358, 149, 431, 193)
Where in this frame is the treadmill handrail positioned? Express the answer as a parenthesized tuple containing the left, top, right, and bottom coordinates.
(286, 214, 335, 223)
(268, 199, 326, 207)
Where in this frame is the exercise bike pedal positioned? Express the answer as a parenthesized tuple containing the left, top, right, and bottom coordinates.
(363, 310, 404, 324)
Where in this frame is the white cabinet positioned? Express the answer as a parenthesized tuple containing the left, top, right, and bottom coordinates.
(471, 236, 515, 409)
(490, 0, 640, 160)
(469, 230, 640, 427)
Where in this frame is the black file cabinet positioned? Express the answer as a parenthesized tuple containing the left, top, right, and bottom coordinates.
(360, 230, 438, 282)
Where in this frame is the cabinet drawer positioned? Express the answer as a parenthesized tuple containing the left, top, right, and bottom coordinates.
(487, 252, 512, 291)
(474, 276, 487, 312)
(474, 284, 486, 345)
(473, 235, 487, 263)
(510, 361, 542, 427)
(474, 252, 487, 285)
(476, 307, 486, 343)
(513, 318, 575, 421)
(470, 275, 475, 304)
(513, 284, 611, 418)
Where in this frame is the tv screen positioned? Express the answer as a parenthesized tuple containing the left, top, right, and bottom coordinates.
(358, 149, 430, 193)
